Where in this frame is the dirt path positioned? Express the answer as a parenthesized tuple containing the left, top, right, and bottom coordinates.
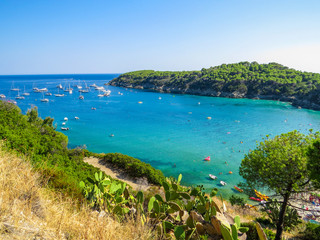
(83, 157, 150, 191)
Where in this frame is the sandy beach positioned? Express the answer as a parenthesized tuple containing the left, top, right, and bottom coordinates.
(84, 157, 151, 191)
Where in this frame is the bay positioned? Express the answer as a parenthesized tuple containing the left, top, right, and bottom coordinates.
(1, 74, 320, 197)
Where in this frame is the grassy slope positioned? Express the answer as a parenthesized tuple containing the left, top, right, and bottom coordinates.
(0, 146, 153, 240)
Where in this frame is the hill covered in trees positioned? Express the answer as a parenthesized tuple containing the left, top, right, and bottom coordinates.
(109, 62, 320, 110)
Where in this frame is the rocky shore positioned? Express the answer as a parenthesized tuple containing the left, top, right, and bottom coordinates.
(108, 81, 320, 111)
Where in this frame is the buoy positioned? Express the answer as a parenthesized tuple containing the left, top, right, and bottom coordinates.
(204, 156, 211, 161)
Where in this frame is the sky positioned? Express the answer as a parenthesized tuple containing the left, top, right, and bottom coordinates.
(0, 0, 320, 74)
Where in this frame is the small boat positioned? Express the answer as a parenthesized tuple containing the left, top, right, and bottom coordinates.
(62, 122, 66, 125)
(204, 156, 211, 161)
(249, 197, 262, 202)
(45, 92, 52, 96)
(91, 107, 96, 110)
(22, 92, 30, 96)
(234, 186, 243, 192)
(75, 117, 79, 120)
(209, 174, 217, 180)
(90, 83, 97, 87)
(220, 181, 227, 186)
(79, 95, 84, 100)
(98, 94, 104, 97)
(110, 134, 114, 137)
(103, 90, 111, 96)
(40, 98, 49, 102)
(38, 88, 48, 92)
(138, 101, 143, 104)
(207, 117, 212, 120)
(54, 94, 65, 97)
(16, 96, 25, 100)
(0, 94, 6, 98)
(57, 84, 63, 89)
(158, 97, 162, 100)
(64, 117, 68, 121)
(229, 171, 233, 174)
(61, 127, 69, 131)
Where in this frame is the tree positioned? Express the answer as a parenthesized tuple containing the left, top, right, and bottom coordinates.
(239, 130, 320, 240)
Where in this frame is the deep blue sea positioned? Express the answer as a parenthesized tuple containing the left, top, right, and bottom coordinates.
(1, 74, 320, 197)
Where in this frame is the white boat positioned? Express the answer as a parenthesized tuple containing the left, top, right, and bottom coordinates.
(38, 88, 48, 92)
(15, 90, 25, 100)
(45, 92, 52, 96)
(79, 89, 89, 93)
(98, 94, 104, 97)
(103, 90, 111, 96)
(61, 127, 69, 131)
(22, 86, 30, 96)
(220, 181, 227, 186)
(57, 84, 63, 89)
(40, 98, 49, 102)
(0, 94, 6, 98)
(64, 117, 68, 121)
(90, 83, 97, 87)
(62, 122, 66, 125)
(95, 86, 105, 91)
(75, 117, 79, 120)
(54, 94, 65, 97)
(209, 174, 217, 180)
(11, 81, 20, 91)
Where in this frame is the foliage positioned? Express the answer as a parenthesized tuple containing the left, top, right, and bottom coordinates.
(239, 130, 320, 240)
(229, 195, 246, 207)
(109, 62, 320, 101)
(0, 101, 102, 198)
(262, 199, 302, 231)
(300, 222, 320, 240)
(307, 140, 320, 185)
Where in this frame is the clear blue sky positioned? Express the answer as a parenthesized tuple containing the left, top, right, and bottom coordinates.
(0, 0, 319, 74)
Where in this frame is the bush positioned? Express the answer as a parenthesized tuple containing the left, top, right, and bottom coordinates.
(229, 195, 246, 207)
(100, 152, 165, 185)
(300, 222, 320, 240)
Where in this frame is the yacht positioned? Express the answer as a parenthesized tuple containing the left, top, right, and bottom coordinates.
(40, 98, 49, 102)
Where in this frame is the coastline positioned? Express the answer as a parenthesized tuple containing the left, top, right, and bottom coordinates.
(108, 82, 320, 111)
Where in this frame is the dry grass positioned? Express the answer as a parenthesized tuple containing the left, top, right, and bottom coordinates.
(0, 148, 154, 240)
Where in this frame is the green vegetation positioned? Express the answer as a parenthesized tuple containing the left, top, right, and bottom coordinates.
(87, 152, 166, 185)
(0, 100, 163, 199)
(300, 222, 320, 240)
(239, 130, 320, 240)
(110, 62, 320, 109)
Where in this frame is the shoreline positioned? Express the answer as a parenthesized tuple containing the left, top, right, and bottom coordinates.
(108, 83, 320, 112)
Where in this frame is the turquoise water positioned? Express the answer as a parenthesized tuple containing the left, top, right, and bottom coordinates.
(1, 74, 320, 197)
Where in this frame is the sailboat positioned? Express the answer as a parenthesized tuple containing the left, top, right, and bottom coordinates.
(40, 92, 49, 102)
(15, 90, 25, 100)
(22, 86, 30, 96)
(54, 89, 65, 97)
(11, 81, 20, 91)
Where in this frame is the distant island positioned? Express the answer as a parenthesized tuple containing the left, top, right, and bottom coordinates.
(109, 62, 320, 110)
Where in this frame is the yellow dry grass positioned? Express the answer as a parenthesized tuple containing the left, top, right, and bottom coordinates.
(0, 148, 153, 240)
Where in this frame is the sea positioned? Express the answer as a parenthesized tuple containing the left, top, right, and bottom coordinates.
(1, 74, 320, 198)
